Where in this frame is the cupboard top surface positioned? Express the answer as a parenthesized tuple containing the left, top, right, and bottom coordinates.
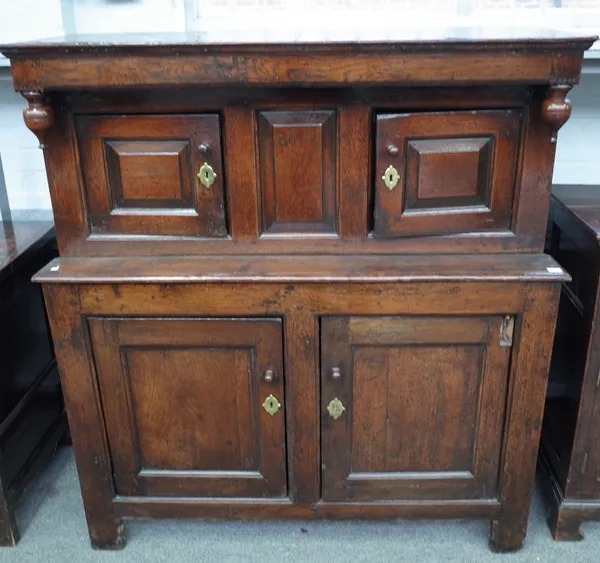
(0, 28, 596, 55)
(1, 29, 595, 90)
(32, 253, 569, 284)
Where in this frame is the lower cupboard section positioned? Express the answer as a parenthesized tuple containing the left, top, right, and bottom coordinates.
(40, 278, 562, 551)
(86, 315, 510, 504)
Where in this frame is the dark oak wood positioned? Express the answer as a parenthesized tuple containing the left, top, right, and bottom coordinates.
(1, 31, 592, 552)
(542, 86, 573, 144)
(114, 496, 502, 520)
(0, 35, 595, 256)
(490, 284, 561, 551)
(21, 92, 53, 149)
(539, 184, 600, 541)
(0, 84, 581, 256)
(0, 30, 595, 91)
(0, 221, 67, 547)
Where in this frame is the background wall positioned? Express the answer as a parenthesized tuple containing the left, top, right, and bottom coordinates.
(1, 0, 599, 212)
(552, 71, 600, 185)
(0, 73, 52, 211)
(1, 70, 599, 212)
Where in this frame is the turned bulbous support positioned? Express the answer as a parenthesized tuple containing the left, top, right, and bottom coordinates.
(22, 91, 54, 149)
(542, 85, 572, 144)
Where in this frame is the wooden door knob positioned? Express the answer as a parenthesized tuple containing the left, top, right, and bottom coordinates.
(331, 367, 342, 380)
(264, 369, 275, 383)
(198, 143, 210, 153)
(387, 144, 399, 156)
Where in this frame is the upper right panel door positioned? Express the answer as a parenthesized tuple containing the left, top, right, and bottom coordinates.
(373, 110, 522, 238)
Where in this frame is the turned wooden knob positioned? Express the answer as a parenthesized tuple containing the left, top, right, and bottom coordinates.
(22, 91, 54, 149)
(541, 85, 573, 144)
(387, 144, 399, 156)
(264, 369, 274, 383)
(198, 143, 210, 154)
(331, 367, 342, 380)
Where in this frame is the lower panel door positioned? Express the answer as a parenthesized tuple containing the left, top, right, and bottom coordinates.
(88, 317, 287, 498)
(321, 315, 512, 502)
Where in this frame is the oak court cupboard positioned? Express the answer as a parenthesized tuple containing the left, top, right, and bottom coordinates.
(0, 28, 596, 552)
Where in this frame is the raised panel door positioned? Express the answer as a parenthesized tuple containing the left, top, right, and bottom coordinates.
(321, 316, 512, 502)
(373, 110, 521, 238)
(88, 317, 286, 498)
(77, 114, 227, 238)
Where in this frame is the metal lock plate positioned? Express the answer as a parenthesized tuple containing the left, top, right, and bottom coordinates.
(197, 162, 217, 188)
(262, 394, 281, 416)
(382, 165, 399, 190)
(327, 398, 345, 420)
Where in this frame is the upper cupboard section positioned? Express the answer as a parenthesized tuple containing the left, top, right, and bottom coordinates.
(50, 87, 551, 256)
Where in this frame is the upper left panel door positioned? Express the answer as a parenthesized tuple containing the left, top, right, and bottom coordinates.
(76, 114, 227, 238)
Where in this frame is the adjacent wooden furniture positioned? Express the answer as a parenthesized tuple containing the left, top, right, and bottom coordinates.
(540, 184, 600, 541)
(1, 29, 595, 552)
(0, 220, 66, 546)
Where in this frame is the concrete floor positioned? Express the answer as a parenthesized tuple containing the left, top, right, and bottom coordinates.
(3, 446, 600, 562)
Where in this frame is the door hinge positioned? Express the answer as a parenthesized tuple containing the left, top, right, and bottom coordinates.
(582, 453, 588, 474)
(499, 315, 515, 347)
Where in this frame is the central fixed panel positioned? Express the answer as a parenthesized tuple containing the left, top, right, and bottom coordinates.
(257, 109, 338, 237)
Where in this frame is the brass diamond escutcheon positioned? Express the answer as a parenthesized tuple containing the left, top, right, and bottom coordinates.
(262, 394, 281, 416)
(327, 398, 345, 420)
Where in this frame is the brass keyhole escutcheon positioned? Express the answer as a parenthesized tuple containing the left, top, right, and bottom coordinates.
(262, 394, 281, 416)
(382, 165, 399, 191)
(198, 162, 217, 189)
(327, 398, 345, 420)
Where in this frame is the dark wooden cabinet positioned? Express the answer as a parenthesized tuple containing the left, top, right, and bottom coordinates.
(1, 29, 595, 552)
(0, 221, 67, 546)
(539, 185, 600, 540)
